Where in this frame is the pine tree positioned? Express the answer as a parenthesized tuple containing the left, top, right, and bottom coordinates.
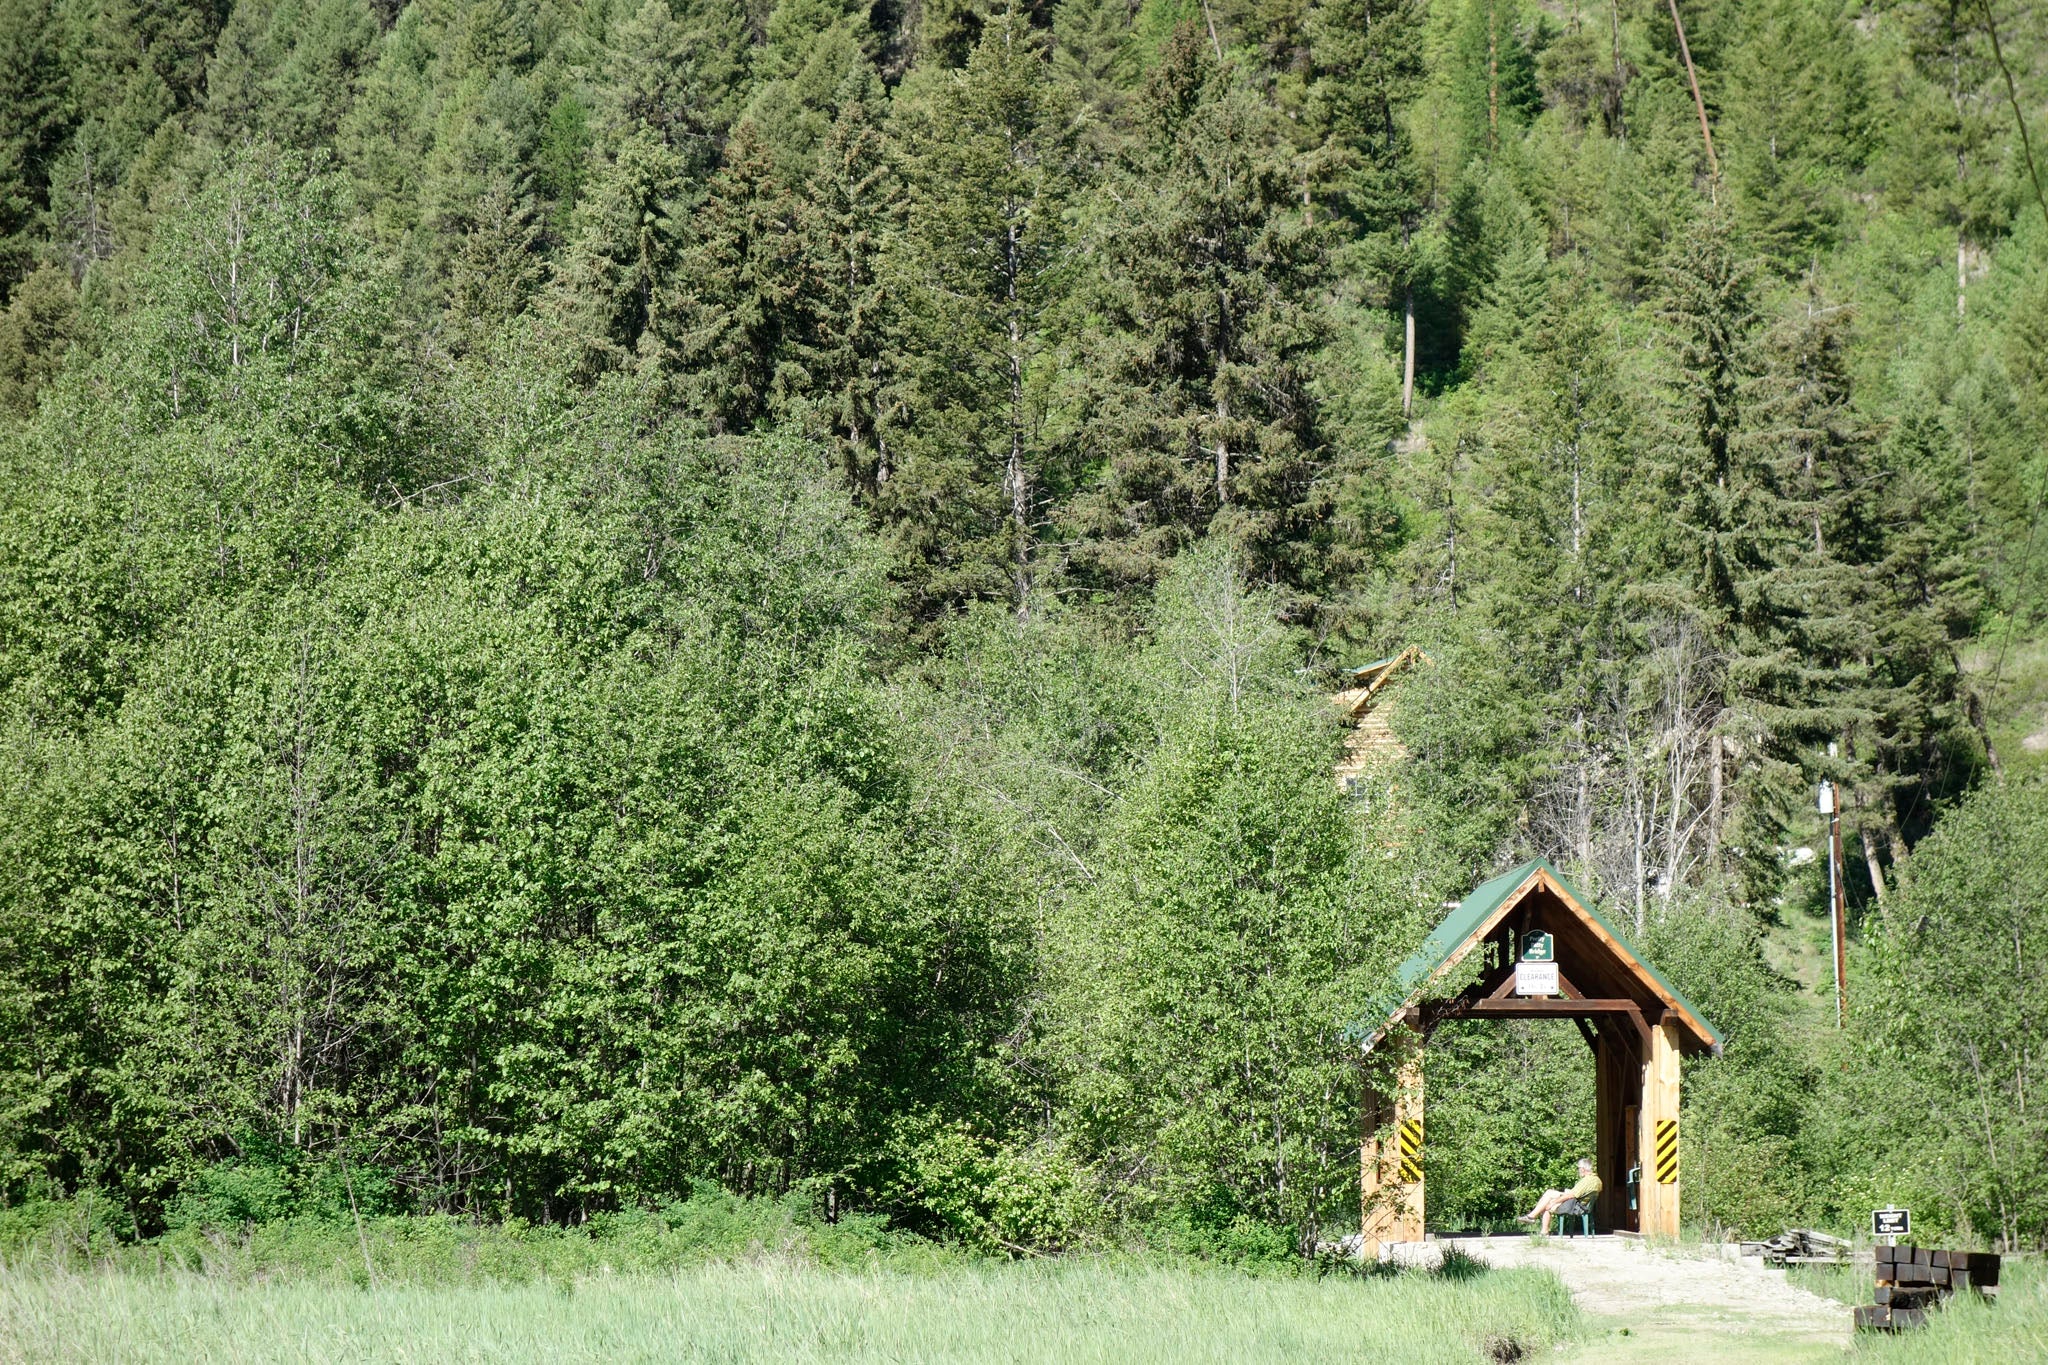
(882, 12, 1082, 622)
(1720, 0, 1869, 272)
(446, 180, 546, 351)
(1305, 0, 1427, 413)
(1446, 0, 1540, 167)
(1741, 294, 1979, 888)
(672, 121, 809, 432)
(1646, 213, 1759, 880)
(0, 262, 76, 414)
(1066, 27, 1329, 608)
(602, 0, 749, 169)
(1723, 291, 1879, 888)
(740, 17, 873, 182)
(1051, 0, 1138, 138)
(1306, 0, 1426, 233)
(0, 0, 68, 294)
(548, 132, 689, 383)
(793, 72, 903, 497)
(1886, 0, 2012, 319)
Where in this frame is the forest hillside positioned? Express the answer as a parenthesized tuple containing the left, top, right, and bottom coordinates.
(1, 0, 2045, 1253)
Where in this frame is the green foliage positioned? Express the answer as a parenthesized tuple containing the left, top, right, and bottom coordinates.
(1048, 546, 1411, 1239)
(1422, 1020, 1593, 1230)
(1849, 782, 2048, 1248)
(1, 0, 2046, 1266)
(0, 263, 75, 413)
(1066, 29, 1333, 605)
(881, 12, 1082, 622)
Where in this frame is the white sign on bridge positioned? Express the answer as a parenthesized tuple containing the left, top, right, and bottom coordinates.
(1514, 961, 1559, 996)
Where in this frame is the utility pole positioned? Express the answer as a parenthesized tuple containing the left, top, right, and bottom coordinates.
(1819, 775, 1847, 1028)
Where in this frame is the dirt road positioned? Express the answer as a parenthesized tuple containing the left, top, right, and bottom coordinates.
(1440, 1234, 1851, 1363)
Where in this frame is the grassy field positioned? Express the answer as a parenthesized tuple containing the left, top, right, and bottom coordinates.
(0, 1256, 1578, 1364)
(6, 1192, 2041, 1363)
(1790, 1257, 2048, 1364)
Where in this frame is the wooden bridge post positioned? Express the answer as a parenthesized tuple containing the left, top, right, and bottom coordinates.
(1638, 1018, 1682, 1239)
(1360, 1026, 1425, 1253)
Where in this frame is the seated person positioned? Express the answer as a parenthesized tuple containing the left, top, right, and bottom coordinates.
(1517, 1159, 1602, 1234)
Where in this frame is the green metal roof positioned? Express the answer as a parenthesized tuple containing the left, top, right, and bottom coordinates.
(1351, 857, 1723, 1053)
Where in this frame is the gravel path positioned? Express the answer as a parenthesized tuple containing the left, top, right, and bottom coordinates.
(1436, 1234, 1852, 1361)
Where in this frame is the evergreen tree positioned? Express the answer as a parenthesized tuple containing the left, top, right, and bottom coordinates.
(1306, 0, 1426, 232)
(1720, 0, 1868, 271)
(0, 0, 70, 292)
(1446, 0, 1541, 167)
(445, 180, 546, 350)
(793, 72, 903, 497)
(547, 132, 689, 383)
(1464, 262, 1638, 874)
(1067, 27, 1329, 608)
(1645, 212, 1757, 881)
(1723, 292, 1883, 887)
(0, 263, 76, 414)
(1051, 0, 1138, 138)
(203, 0, 380, 151)
(883, 12, 1083, 622)
(742, 1, 875, 179)
(672, 121, 809, 432)
(602, 0, 749, 169)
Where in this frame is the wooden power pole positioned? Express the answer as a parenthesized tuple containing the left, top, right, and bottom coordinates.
(1820, 777, 1847, 1027)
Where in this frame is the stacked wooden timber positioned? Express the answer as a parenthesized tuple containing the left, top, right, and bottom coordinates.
(1746, 1228, 1849, 1265)
(1854, 1245, 2000, 1332)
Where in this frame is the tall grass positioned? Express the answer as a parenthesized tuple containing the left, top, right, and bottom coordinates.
(0, 1256, 1578, 1364)
(1790, 1257, 2048, 1363)
(0, 1188, 949, 1284)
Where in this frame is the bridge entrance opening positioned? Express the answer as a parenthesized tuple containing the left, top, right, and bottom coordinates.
(1353, 860, 1720, 1252)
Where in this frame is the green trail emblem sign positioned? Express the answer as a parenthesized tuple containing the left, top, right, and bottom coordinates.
(1515, 930, 1558, 992)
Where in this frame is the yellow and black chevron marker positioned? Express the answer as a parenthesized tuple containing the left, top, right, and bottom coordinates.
(1654, 1119, 1679, 1184)
(1398, 1118, 1423, 1183)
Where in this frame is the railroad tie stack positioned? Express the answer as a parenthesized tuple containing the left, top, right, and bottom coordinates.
(1747, 1228, 1848, 1265)
(1853, 1245, 2000, 1332)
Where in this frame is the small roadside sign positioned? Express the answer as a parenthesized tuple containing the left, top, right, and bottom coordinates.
(1515, 961, 1559, 996)
(1872, 1208, 1909, 1238)
(1521, 931, 1555, 962)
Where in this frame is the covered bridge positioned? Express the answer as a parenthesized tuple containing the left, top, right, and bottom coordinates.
(1353, 859, 1720, 1249)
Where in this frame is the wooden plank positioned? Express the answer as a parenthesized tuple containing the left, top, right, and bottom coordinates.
(1638, 1020, 1681, 1239)
(1531, 868, 1717, 1052)
(1594, 1033, 1615, 1232)
(1360, 1027, 1425, 1253)
(1430, 998, 1652, 1016)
